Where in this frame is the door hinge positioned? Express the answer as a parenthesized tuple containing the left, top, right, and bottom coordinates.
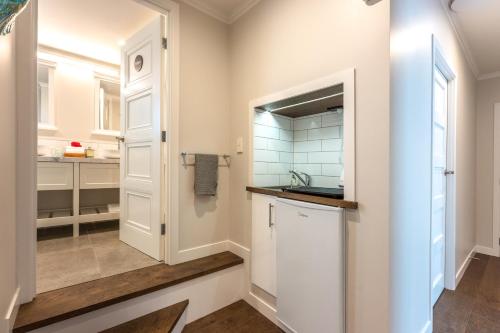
(161, 223, 166, 235)
(161, 131, 167, 142)
(162, 37, 168, 50)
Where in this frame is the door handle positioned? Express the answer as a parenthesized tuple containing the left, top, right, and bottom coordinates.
(116, 136, 125, 143)
(268, 203, 274, 228)
(444, 170, 455, 175)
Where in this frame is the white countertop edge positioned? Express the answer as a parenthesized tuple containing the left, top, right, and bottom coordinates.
(38, 156, 120, 164)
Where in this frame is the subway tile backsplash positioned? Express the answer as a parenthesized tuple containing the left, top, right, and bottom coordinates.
(253, 110, 343, 188)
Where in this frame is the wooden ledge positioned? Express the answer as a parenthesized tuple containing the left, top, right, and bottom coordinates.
(246, 186, 358, 209)
(14, 252, 243, 333)
(99, 300, 189, 333)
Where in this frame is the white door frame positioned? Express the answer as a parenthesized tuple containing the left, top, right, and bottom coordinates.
(431, 36, 457, 298)
(19, 0, 180, 302)
(492, 103, 500, 257)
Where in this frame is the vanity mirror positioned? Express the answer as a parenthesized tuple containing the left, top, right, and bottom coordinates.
(93, 75, 120, 136)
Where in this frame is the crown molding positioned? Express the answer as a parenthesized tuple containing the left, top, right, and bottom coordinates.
(181, 0, 261, 24)
(478, 70, 500, 81)
(439, 0, 480, 79)
(229, 0, 261, 23)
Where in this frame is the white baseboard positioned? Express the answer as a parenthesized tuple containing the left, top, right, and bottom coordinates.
(474, 245, 498, 257)
(420, 320, 432, 333)
(176, 240, 229, 263)
(227, 240, 250, 261)
(3, 286, 20, 332)
(176, 239, 250, 264)
(29, 265, 245, 333)
(245, 291, 277, 324)
(455, 247, 475, 288)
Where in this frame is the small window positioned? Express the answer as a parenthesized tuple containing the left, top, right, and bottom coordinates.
(37, 62, 56, 130)
(94, 76, 120, 135)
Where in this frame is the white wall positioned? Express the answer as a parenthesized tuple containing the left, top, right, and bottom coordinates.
(390, 0, 477, 332)
(37, 50, 119, 143)
(0, 25, 19, 333)
(475, 77, 500, 249)
(177, 2, 231, 250)
(229, 1, 391, 332)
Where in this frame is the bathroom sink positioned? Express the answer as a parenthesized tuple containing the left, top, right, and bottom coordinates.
(265, 186, 344, 199)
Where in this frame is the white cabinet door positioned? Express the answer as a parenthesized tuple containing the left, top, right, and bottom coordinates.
(251, 193, 277, 296)
(276, 198, 345, 333)
(119, 16, 166, 260)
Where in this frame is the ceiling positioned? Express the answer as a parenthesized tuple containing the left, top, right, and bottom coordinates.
(38, 0, 158, 65)
(448, 0, 500, 79)
(181, 0, 261, 24)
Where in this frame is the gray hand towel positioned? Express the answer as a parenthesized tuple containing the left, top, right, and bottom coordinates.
(194, 154, 219, 196)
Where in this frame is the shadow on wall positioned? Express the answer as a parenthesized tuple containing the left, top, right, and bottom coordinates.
(194, 194, 218, 218)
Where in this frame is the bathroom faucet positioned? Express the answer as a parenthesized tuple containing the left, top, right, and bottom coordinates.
(289, 170, 311, 187)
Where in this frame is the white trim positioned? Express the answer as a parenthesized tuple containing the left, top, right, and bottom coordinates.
(492, 103, 500, 257)
(478, 70, 500, 81)
(247, 68, 356, 201)
(474, 245, 498, 257)
(3, 286, 20, 332)
(176, 241, 229, 263)
(438, 0, 479, 78)
(226, 240, 250, 260)
(455, 247, 475, 287)
(420, 321, 432, 333)
(245, 292, 278, 325)
(16, 0, 37, 304)
(181, 0, 261, 24)
(176, 240, 251, 263)
(229, 0, 261, 23)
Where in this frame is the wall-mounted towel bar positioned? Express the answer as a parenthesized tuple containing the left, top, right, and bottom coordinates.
(181, 152, 231, 167)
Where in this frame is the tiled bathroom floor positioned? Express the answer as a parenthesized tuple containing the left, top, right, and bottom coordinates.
(37, 221, 159, 293)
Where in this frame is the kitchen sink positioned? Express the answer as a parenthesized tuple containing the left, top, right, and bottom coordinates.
(266, 186, 344, 199)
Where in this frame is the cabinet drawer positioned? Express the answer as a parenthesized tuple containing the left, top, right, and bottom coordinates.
(38, 162, 74, 191)
(80, 163, 119, 189)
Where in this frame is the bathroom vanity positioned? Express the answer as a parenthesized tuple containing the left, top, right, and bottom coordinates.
(37, 157, 120, 236)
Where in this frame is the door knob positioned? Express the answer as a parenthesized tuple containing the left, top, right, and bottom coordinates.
(444, 170, 455, 175)
(116, 136, 125, 142)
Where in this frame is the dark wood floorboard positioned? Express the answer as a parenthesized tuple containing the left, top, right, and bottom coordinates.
(14, 252, 243, 333)
(99, 300, 189, 333)
(183, 300, 283, 333)
(433, 254, 500, 333)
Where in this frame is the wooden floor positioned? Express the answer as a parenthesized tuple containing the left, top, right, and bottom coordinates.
(433, 253, 500, 333)
(100, 300, 189, 333)
(183, 300, 283, 333)
(14, 252, 243, 333)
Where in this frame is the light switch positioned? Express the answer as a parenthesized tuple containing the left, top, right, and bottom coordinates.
(236, 137, 244, 153)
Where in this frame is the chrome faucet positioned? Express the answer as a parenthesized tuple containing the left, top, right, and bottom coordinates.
(289, 170, 311, 187)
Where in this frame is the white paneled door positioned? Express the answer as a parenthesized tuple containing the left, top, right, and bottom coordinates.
(120, 16, 166, 260)
(431, 67, 448, 305)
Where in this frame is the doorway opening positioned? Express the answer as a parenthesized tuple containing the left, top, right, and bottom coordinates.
(35, 0, 168, 293)
(431, 36, 457, 308)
